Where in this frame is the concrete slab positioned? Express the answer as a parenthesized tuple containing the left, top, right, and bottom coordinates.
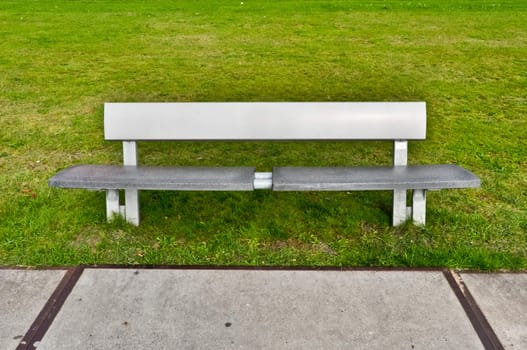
(0, 269, 66, 350)
(38, 269, 483, 350)
(460, 273, 527, 349)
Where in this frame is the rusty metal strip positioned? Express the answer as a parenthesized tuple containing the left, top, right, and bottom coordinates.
(443, 269, 504, 350)
(16, 266, 84, 350)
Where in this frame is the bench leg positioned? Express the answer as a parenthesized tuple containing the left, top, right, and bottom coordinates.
(392, 141, 410, 226)
(124, 189, 140, 226)
(392, 189, 408, 226)
(412, 189, 427, 225)
(106, 190, 120, 221)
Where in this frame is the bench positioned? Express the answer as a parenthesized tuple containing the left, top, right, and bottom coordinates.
(49, 102, 480, 226)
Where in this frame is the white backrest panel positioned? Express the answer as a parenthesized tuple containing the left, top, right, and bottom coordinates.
(104, 102, 426, 141)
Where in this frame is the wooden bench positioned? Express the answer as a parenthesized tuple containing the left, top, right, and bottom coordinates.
(49, 102, 480, 226)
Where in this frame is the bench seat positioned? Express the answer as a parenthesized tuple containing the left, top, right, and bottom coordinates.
(50, 164, 480, 193)
(273, 165, 481, 191)
(49, 165, 255, 191)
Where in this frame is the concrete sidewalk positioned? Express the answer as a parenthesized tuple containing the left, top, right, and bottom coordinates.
(1, 267, 525, 350)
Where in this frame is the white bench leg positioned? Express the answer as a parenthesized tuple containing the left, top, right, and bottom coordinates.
(392, 189, 408, 226)
(392, 140, 409, 226)
(106, 190, 120, 221)
(125, 189, 140, 226)
(412, 189, 427, 225)
(122, 141, 140, 225)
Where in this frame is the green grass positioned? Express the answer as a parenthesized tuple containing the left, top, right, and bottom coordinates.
(1, 0, 526, 269)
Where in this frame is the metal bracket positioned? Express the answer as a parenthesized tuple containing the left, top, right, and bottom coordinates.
(254, 172, 273, 190)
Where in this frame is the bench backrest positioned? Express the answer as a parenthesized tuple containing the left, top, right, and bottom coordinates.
(104, 102, 426, 141)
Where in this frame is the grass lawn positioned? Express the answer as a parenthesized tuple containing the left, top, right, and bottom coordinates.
(0, 0, 525, 269)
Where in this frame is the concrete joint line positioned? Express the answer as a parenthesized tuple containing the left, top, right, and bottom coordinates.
(16, 266, 84, 350)
(443, 269, 504, 350)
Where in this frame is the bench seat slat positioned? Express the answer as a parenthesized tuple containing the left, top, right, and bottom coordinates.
(49, 165, 255, 191)
(273, 165, 480, 191)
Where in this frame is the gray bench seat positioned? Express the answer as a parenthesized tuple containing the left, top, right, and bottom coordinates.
(273, 165, 480, 191)
(49, 165, 255, 191)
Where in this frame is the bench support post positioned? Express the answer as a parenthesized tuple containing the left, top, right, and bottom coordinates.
(412, 189, 427, 225)
(393, 190, 408, 226)
(392, 140, 409, 226)
(125, 189, 140, 225)
(106, 189, 120, 221)
(123, 141, 140, 225)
